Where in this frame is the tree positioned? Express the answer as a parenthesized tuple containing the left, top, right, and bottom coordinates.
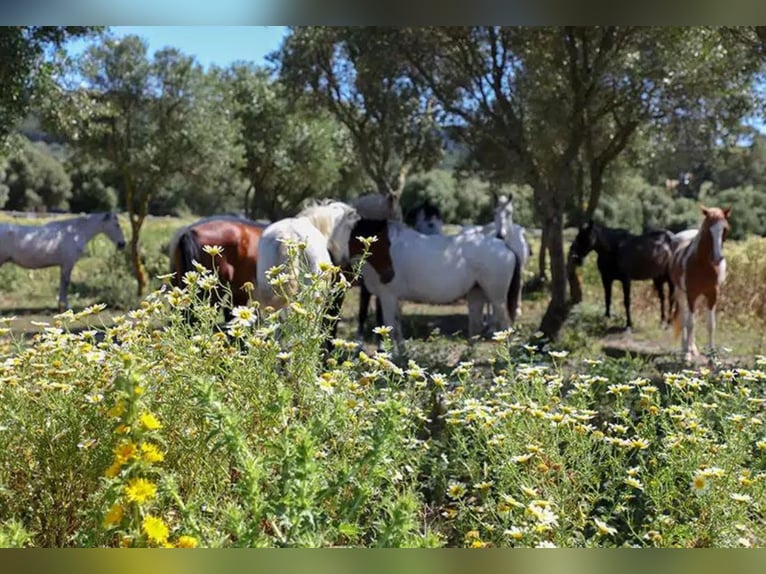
(398, 26, 759, 339)
(0, 27, 99, 145)
(222, 63, 354, 220)
(277, 27, 443, 208)
(50, 35, 242, 295)
(1, 136, 72, 211)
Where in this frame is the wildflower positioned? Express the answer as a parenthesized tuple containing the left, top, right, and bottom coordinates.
(594, 518, 617, 537)
(447, 481, 467, 499)
(141, 442, 165, 463)
(624, 477, 644, 491)
(202, 245, 223, 257)
(125, 478, 157, 503)
(372, 325, 392, 337)
(114, 441, 138, 463)
(474, 481, 493, 494)
(231, 306, 256, 326)
(630, 438, 650, 450)
(139, 412, 162, 431)
(536, 541, 557, 548)
(492, 328, 514, 342)
(503, 527, 524, 540)
(103, 504, 124, 527)
(142, 515, 169, 545)
(176, 535, 198, 548)
(730, 493, 752, 503)
(197, 274, 218, 291)
(690, 472, 710, 496)
(548, 350, 569, 359)
(512, 453, 535, 464)
(107, 400, 125, 418)
(104, 461, 123, 478)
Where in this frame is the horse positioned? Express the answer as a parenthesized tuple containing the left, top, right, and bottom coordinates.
(405, 200, 444, 235)
(669, 206, 731, 361)
(0, 212, 126, 310)
(169, 215, 268, 321)
(460, 195, 531, 320)
(351, 192, 408, 341)
(358, 219, 521, 351)
(568, 221, 676, 330)
(256, 200, 360, 312)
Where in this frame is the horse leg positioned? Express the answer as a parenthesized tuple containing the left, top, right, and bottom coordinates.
(602, 275, 613, 319)
(378, 292, 403, 353)
(357, 281, 372, 341)
(685, 295, 699, 359)
(466, 287, 485, 339)
(58, 265, 73, 311)
(622, 279, 632, 331)
(707, 304, 716, 354)
(654, 277, 667, 329)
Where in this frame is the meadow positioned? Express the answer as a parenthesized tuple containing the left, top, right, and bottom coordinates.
(0, 213, 765, 547)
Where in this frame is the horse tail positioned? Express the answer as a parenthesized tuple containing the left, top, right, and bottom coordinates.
(507, 250, 523, 323)
(173, 229, 202, 287)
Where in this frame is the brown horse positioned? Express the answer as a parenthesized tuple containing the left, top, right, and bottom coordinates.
(170, 216, 267, 321)
(670, 206, 731, 361)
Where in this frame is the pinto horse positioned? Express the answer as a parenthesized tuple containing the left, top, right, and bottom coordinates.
(569, 221, 676, 330)
(669, 206, 731, 361)
(169, 215, 267, 321)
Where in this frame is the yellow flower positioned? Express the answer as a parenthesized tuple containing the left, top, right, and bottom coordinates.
(141, 442, 165, 463)
(125, 477, 157, 503)
(104, 460, 123, 478)
(176, 535, 199, 548)
(114, 441, 138, 463)
(140, 412, 162, 431)
(107, 400, 125, 418)
(103, 503, 124, 527)
(142, 515, 169, 545)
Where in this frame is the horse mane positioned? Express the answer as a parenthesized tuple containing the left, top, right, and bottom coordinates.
(297, 200, 357, 238)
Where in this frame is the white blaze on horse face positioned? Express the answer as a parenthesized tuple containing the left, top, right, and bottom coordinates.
(494, 196, 513, 239)
(709, 220, 726, 265)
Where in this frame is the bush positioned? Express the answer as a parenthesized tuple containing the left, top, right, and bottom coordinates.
(1, 254, 766, 547)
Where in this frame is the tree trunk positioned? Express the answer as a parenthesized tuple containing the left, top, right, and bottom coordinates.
(537, 224, 549, 280)
(122, 171, 148, 297)
(538, 199, 572, 340)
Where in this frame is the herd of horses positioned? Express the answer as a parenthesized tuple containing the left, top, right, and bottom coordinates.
(0, 198, 731, 361)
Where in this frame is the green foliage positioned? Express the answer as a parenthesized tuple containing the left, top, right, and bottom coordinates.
(222, 63, 353, 220)
(0, 27, 100, 145)
(278, 27, 443, 197)
(0, 136, 72, 211)
(65, 155, 118, 213)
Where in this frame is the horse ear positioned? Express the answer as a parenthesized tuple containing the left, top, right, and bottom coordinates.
(700, 205, 709, 216)
(723, 206, 733, 219)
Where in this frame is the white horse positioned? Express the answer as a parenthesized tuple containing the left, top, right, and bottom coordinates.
(461, 195, 531, 319)
(361, 219, 520, 350)
(256, 200, 360, 310)
(0, 212, 126, 310)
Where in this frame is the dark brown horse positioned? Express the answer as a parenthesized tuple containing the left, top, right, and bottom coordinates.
(569, 221, 676, 330)
(170, 216, 267, 321)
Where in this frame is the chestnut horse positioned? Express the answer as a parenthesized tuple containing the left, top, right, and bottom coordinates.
(169, 215, 267, 321)
(670, 206, 732, 361)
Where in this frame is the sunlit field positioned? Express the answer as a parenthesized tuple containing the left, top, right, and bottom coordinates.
(0, 213, 765, 547)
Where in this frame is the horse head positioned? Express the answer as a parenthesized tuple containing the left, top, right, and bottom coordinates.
(349, 218, 395, 284)
(700, 205, 732, 265)
(569, 220, 597, 266)
(408, 201, 444, 235)
(326, 203, 361, 266)
(101, 213, 127, 250)
(493, 194, 514, 240)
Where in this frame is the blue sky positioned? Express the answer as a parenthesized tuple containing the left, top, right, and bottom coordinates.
(68, 26, 289, 69)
